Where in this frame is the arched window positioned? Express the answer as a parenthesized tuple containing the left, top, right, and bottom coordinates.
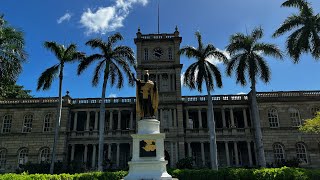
(296, 143, 308, 164)
(144, 48, 148, 61)
(22, 114, 33, 133)
(18, 148, 28, 165)
(168, 47, 173, 60)
(2, 115, 12, 133)
(273, 143, 285, 162)
(0, 149, 6, 170)
(289, 108, 301, 127)
(268, 108, 279, 128)
(39, 148, 50, 163)
(43, 113, 53, 132)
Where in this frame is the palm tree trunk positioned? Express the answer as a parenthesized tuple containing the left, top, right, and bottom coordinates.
(206, 82, 218, 170)
(250, 81, 266, 167)
(50, 64, 63, 174)
(98, 69, 108, 171)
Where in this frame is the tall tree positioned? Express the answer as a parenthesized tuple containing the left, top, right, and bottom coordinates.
(0, 15, 27, 85)
(226, 27, 283, 167)
(37, 42, 84, 174)
(78, 32, 136, 171)
(273, 0, 320, 62)
(0, 79, 32, 99)
(179, 32, 227, 170)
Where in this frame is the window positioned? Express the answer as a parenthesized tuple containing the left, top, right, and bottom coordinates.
(39, 148, 50, 163)
(311, 106, 320, 117)
(161, 74, 169, 91)
(0, 149, 6, 170)
(22, 114, 33, 133)
(268, 108, 279, 127)
(289, 108, 301, 127)
(273, 143, 285, 162)
(296, 143, 308, 164)
(2, 115, 12, 133)
(168, 47, 173, 60)
(144, 48, 148, 61)
(18, 148, 28, 165)
(43, 113, 53, 132)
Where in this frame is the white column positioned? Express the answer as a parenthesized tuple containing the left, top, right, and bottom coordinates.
(247, 141, 253, 166)
(130, 111, 133, 129)
(234, 141, 239, 166)
(71, 144, 75, 161)
(185, 109, 190, 128)
(92, 144, 96, 168)
(129, 143, 133, 155)
(84, 144, 88, 163)
(225, 141, 230, 166)
(108, 144, 112, 160)
(198, 109, 202, 128)
(109, 111, 113, 130)
(169, 109, 173, 127)
(173, 109, 177, 127)
(187, 142, 192, 157)
(243, 108, 248, 128)
(160, 109, 164, 128)
(170, 142, 174, 167)
(117, 110, 121, 130)
(86, 111, 90, 131)
(230, 108, 235, 128)
(94, 111, 98, 130)
(201, 142, 205, 166)
(73, 112, 78, 131)
(175, 142, 179, 164)
(116, 143, 120, 167)
(222, 108, 226, 128)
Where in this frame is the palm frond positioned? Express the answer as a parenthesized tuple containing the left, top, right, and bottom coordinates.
(113, 45, 136, 66)
(235, 55, 247, 86)
(251, 27, 263, 41)
(255, 55, 271, 83)
(206, 61, 223, 88)
(183, 62, 198, 89)
(44, 41, 64, 61)
(281, 0, 309, 9)
(77, 54, 104, 75)
(86, 38, 109, 55)
(108, 32, 123, 46)
(92, 60, 105, 86)
(179, 46, 201, 59)
(273, 15, 304, 37)
(195, 31, 203, 51)
(37, 64, 60, 90)
(196, 63, 206, 92)
(253, 43, 283, 59)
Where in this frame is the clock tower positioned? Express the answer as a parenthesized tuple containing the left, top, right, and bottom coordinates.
(134, 27, 185, 160)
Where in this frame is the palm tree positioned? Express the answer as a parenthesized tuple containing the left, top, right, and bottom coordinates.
(37, 42, 84, 174)
(179, 32, 227, 170)
(77, 32, 136, 171)
(226, 27, 283, 167)
(273, 0, 320, 62)
(0, 15, 27, 83)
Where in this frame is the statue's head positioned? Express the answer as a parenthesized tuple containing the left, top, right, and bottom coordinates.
(144, 70, 149, 82)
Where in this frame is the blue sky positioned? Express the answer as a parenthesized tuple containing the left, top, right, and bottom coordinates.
(2, 0, 320, 98)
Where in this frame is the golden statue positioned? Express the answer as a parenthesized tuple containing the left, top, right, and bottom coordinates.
(133, 70, 159, 118)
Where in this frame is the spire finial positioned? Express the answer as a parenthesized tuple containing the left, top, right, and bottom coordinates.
(175, 25, 178, 31)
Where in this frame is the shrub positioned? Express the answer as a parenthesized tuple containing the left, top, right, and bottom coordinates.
(176, 157, 193, 169)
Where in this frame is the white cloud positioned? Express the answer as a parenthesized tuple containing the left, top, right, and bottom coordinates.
(180, 72, 185, 86)
(207, 49, 230, 65)
(237, 92, 246, 95)
(80, 0, 148, 34)
(108, 93, 117, 98)
(57, 13, 72, 24)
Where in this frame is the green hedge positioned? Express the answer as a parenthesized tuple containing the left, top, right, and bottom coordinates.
(171, 167, 320, 180)
(1, 167, 320, 180)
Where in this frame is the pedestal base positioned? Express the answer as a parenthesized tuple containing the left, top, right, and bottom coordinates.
(124, 118, 172, 180)
(124, 161, 172, 180)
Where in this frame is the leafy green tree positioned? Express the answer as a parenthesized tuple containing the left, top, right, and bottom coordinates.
(273, 0, 320, 62)
(299, 112, 320, 136)
(226, 27, 283, 167)
(0, 15, 27, 83)
(78, 32, 136, 171)
(179, 31, 227, 170)
(0, 80, 31, 99)
(37, 42, 84, 174)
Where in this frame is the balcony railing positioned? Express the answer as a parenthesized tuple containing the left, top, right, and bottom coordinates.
(2, 90, 320, 105)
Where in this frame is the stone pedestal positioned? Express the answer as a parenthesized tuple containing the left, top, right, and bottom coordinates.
(124, 118, 172, 180)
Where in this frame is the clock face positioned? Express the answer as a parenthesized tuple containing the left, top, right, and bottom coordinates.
(153, 48, 163, 59)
